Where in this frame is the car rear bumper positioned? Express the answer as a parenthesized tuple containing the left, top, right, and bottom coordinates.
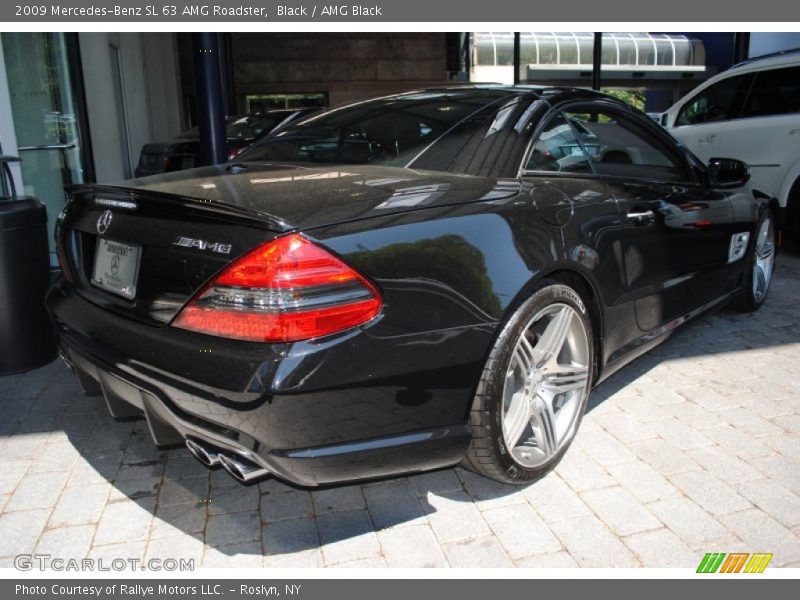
(47, 283, 480, 486)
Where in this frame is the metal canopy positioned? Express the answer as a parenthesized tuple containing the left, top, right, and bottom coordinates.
(474, 32, 706, 72)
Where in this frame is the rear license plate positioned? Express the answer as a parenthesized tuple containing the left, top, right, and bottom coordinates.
(91, 238, 142, 300)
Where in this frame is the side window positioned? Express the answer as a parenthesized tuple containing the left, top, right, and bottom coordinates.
(741, 66, 800, 118)
(564, 108, 687, 182)
(525, 113, 593, 174)
(676, 75, 750, 126)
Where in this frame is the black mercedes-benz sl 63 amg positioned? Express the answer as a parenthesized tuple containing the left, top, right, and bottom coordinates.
(48, 86, 778, 486)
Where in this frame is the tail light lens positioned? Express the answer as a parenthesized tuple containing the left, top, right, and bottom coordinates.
(172, 234, 382, 342)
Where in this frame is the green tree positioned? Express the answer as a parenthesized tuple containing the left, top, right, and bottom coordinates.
(603, 88, 646, 111)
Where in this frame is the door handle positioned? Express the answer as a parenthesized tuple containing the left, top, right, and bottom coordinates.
(627, 210, 655, 225)
(790, 129, 800, 136)
(698, 134, 717, 144)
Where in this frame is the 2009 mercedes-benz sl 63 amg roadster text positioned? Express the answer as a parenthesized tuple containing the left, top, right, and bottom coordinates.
(47, 87, 778, 486)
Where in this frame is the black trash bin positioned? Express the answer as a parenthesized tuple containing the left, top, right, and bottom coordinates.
(0, 197, 57, 375)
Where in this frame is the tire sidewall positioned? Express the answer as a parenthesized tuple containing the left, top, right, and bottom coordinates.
(482, 280, 594, 482)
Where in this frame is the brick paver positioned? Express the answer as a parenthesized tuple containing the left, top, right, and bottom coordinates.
(1, 248, 799, 568)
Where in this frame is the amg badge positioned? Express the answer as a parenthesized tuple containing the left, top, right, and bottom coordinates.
(173, 236, 232, 255)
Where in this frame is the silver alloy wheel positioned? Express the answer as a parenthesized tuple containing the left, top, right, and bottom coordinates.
(501, 303, 590, 468)
(753, 217, 776, 303)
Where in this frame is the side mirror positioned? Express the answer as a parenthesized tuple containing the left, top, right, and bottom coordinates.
(707, 157, 750, 189)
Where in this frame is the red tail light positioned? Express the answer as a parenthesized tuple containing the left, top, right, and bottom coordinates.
(172, 234, 382, 342)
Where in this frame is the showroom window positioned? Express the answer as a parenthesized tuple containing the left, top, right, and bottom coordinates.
(741, 66, 800, 117)
(675, 74, 751, 126)
(244, 93, 327, 113)
(1, 32, 91, 266)
(524, 113, 593, 174)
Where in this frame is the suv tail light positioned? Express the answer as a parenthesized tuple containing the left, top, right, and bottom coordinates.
(172, 234, 382, 342)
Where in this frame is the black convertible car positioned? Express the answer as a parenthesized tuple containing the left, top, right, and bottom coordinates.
(48, 86, 778, 486)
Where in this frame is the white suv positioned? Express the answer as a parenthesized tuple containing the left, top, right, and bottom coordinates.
(662, 51, 800, 237)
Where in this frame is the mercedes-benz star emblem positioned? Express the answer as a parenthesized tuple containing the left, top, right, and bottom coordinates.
(97, 210, 113, 235)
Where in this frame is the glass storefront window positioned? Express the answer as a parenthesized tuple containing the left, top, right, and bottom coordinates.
(244, 92, 328, 113)
(2, 32, 88, 266)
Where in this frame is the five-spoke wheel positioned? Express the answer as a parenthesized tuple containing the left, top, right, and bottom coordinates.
(465, 281, 594, 483)
(501, 303, 590, 468)
(734, 210, 777, 312)
(752, 216, 776, 304)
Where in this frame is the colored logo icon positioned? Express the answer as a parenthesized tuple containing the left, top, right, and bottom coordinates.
(697, 552, 773, 573)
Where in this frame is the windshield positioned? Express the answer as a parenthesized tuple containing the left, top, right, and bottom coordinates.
(236, 91, 516, 170)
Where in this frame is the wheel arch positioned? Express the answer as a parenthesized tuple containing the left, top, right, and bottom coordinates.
(777, 159, 800, 210)
(782, 172, 800, 236)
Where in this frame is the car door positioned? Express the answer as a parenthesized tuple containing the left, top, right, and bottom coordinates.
(563, 103, 734, 333)
(715, 65, 800, 200)
(668, 73, 753, 164)
(521, 110, 640, 362)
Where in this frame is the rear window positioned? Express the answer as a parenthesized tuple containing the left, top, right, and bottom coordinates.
(741, 66, 800, 118)
(235, 91, 535, 177)
(675, 74, 750, 126)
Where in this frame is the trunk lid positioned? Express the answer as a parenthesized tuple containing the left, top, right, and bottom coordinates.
(57, 163, 519, 326)
(57, 189, 284, 326)
(122, 162, 520, 230)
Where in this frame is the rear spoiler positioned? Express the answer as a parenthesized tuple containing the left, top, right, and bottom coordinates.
(64, 183, 294, 233)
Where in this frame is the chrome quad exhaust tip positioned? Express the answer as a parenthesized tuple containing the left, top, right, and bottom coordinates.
(185, 438, 222, 468)
(217, 453, 270, 483)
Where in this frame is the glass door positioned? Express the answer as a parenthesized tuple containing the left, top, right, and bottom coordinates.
(1, 33, 90, 266)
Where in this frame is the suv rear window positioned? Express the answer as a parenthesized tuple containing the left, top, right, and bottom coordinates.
(676, 74, 751, 126)
(741, 66, 800, 118)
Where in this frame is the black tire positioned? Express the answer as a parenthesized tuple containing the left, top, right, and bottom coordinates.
(733, 210, 777, 313)
(463, 280, 594, 484)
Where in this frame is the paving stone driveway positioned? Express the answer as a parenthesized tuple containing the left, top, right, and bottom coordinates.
(2, 249, 800, 569)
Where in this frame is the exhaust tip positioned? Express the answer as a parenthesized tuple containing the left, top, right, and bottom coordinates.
(185, 438, 221, 467)
(218, 453, 269, 484)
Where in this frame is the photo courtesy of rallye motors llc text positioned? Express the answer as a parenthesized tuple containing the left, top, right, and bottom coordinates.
(15, 584, 302, 597)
